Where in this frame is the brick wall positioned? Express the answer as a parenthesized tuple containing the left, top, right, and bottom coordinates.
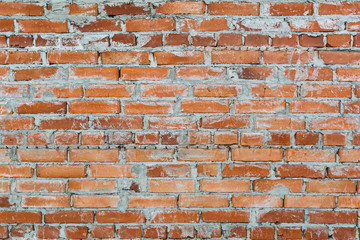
(0, 0, 359, 239)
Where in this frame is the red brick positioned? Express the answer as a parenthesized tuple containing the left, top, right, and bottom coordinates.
(285, 195, 335, 208)
(69, 101, 120, 114)
(125, 101, 174, 114)
(48, 51, 98, 64)
(267, 3, 313, 16)
(256, 117, 305, 130)
(200, 179, 250, 192)
(327, 34, 351, 47)
(235, 100, 285, 113)
(0, 2, 43, 16)
(192, 35, 215, 46)
(155, 51, 204, 65)
(11, 225, 34, 238)
(328, 166, 360, 178)
(9, 35, 33, 48)
(277, 227, 302, 240)
(155, 1, 205, 14)
(180, 18, 228, 32)
(102, 51, 149, 64)
(212, 50, 260, 64)
(0, 20, 14, 33)
(290, 19, 339, 32)
(74, 19, 121, 32)
(0, 211, 41, 223)
(104, 3, 150, 16)
(90, 164, 136, 178)
(201, 116, 250, 129)
(32, 84, 83, 98)
(18, 149, 66, 163)
(118, 226, 141, 239)
(166, 34, 189, 46)
(285, 149, 335, 162)
(268, 132, 291, 145)
(91, 226, 114, 239)
(197, 164, 218, 177)
(319, 2, 360, 15)
(39, 117, 88, 130)
(310, 117, 358, 130)
(127, 149, 173, 162)
(127, 18, 175, 32)
(0, 51, 41, 64)
(150, 210, 199, 223)
(17, 180, 65, 193)
(208, 2, 259, 15)
(257, 210, 304, 223)
(272, 35, 298, 47)
(69, 67, 118, 80)
(299, 35, 324, 47)
(251, 227, 275, 240)
(0, 117, 34, 130)
(193, 84, 241, 97)
(245, 34, 269, 46)
(93, 116, 143, 129)
(21, 195, 70, 208)
(232, 195, 282, 208)
(253, 179, 303, 193)
(149, 116, 196, 129)
(45, 211, 93, 223)
(17, 101, 66, 114)
(127, 195, 176, 208)
(263, 50, 312, 64)
(149, 180, 195, 193)
(320, 51, 360, 64)
(338, 196, 360, 208)
(144, 226, 167, 239)
(97, 211, 145, 223)
(19, 20, 67, 33)
(86, 85, 134, 97)
(324, 132, 346, 146)
(222, 164, 271, 177)
(232, 148, 283, 162)
(73, 195, 120, 208)
(304, 227, 328, 240)
(202, 210, 250, 223)
(141, 84, 188, 97)
(37, 165, 86, 178)
(176, 67, 225, 80)
(66, 4, 97, 16)
(38, 226, 60, 239)
(14, 67, 60, 81)
(218, 33, 242, 46)
(307, 180, 355, 193)
(65, 226, 88, 239)
(215, 131, 238, 145)
(196, 225, 221, 239)
(182, 100, 229, 113)
(276, 164, 325, 178)
(179, 194, 229, 208)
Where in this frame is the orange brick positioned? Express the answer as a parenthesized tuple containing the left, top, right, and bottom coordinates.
(200, 179, 250, 192)
(148, 180, 195, 193)
(155, 1, 205, 14)
(126, 18, 175, 32)
(19, 20, 67, 33)
(208, 2, 259, 15)
(285, 195, 335, 208)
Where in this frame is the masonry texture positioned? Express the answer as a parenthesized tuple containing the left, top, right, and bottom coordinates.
(1, 0, 360, 239)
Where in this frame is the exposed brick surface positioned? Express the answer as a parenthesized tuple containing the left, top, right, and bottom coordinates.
(0, 1, 359, 239)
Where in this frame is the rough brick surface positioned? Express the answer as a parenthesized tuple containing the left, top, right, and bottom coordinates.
(1, 0, 360, 239)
